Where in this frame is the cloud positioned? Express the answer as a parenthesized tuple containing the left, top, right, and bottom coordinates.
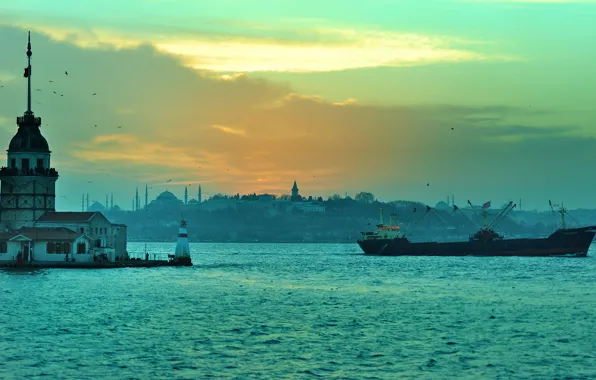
(0, 13, 516, 73)
(333, 98, 358, 106)
(212, 124, 246, 137)
(0, 25, 594, 211)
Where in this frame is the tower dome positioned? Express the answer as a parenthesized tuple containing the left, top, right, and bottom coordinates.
(8, 122, 49, 152)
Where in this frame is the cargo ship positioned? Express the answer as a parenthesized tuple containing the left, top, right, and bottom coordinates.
(358, 201, 596, 257)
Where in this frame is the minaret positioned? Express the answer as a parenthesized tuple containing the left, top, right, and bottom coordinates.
(145, 184, 148, 208)
(0, 32, 58, 229)
(132, 197, 134, 211)
(174, 219, 191, 259)
(81, 194, 84, 212)
(184, 185, 188, 205)
(105, 194, 108, 211)
(135, 187, 139, 211)
(110, 193, 113, 210)
(86, 193, 89, 210)
(198, 185, 202, 203)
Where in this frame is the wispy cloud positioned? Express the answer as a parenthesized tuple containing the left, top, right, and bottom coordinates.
(93, 134, 137, 144)
(212, 124, 246, 136)
(0, 16, 515, 73)
(158, 30, 508, 72)
(333, 98, 358, 107)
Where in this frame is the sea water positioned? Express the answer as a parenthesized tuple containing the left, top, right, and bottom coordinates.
(1, 242, 595, 379)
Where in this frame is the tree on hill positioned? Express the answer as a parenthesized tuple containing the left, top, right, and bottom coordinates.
(355, 192, 375, 204)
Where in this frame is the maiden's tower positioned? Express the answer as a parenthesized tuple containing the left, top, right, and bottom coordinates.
(0, 32, 127, 265)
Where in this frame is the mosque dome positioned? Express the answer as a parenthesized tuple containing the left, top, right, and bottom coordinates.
(188, 199, 199, 204)
(156, 190, 178, 202)
(435, 201, 450, 210)
(8, 126, 49, 152)
(87, 201, 105, 212)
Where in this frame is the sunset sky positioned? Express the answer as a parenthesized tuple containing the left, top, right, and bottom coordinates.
(0, 0, 595, 211)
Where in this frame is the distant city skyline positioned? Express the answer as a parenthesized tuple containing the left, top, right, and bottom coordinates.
(0, 1, 595, 211)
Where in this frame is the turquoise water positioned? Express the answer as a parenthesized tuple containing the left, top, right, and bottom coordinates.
(1, 242, 595, 379)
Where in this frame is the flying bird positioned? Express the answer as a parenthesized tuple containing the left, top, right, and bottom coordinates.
(94, 124, 98, 128)
(117, 126, 122, 129)
(427, 183, 430, 186)
(65, 71, 68, 75)
(166, 179, 172, 183)
(87, 181, 93, 183)
(92, 93, 97, 96)
(53, 91, 56, 94)
(49, 80, 54, 83)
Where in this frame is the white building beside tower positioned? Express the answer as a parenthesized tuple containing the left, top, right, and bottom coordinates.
(0, 32, 127, 265)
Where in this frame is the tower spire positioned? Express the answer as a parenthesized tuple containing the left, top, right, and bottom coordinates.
(26, 31, 32, 114)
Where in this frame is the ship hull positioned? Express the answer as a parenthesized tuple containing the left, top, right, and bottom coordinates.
(357, 226, 596, 257)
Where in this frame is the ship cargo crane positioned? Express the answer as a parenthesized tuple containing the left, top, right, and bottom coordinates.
(486, 201, 516, 231)
(549, 200, 567, 230)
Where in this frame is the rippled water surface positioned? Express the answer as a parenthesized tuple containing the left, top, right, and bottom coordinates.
(1, 242, 596, 379)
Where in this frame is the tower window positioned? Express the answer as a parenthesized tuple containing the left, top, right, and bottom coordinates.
(37, 159, 44, 169)
(21, 159, 30, 172)
(10, 159, 16, 168)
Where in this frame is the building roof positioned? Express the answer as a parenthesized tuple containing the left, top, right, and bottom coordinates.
(7, 227, 85, 241)
(0, 231, 14, 240)
(36, 211, 98, 223)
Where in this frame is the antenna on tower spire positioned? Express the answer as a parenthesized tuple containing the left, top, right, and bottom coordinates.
(25, 31, 32, 114)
